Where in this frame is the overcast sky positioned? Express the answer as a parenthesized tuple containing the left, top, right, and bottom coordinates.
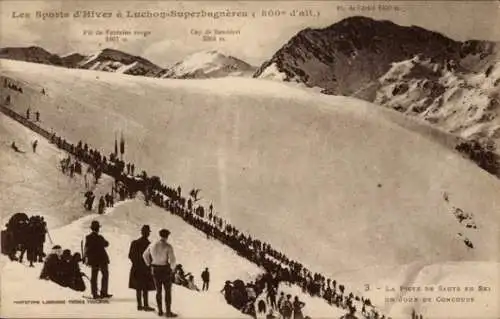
(1, 1, 499, 67)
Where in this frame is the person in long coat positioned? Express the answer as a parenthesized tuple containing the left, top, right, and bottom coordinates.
(129, 225, 155, 311)
(84, 220, 111, 299)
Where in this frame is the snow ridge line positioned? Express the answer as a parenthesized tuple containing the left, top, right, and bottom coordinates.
(0, 104, 387, 318)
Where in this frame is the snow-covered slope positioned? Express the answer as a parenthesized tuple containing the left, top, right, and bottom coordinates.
(0, 114, 115, 229)
(253, 16, 500, 171)
(1, 59, 499, 318)
(0, 114, 344, 319)
(160, 50, 256, 79)
(374, 55, 500, 160)
(0, 197, 258, 318)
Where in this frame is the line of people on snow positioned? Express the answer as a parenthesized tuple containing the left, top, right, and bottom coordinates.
(2, 78, 46, 97)
(1, 213, 47, 267)
(220, 274, 310, 319)
(12, 110, 386, 318)
(46, 131, 382, 318)
(4, 78, 23, 93)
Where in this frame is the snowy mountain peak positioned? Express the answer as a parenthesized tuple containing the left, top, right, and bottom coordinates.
(253, 16, 500, 170)
(160, 50, 256, 79)
(77, 48, 163, 77)
(254, 16, 496, 93)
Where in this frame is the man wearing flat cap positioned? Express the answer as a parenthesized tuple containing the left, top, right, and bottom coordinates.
(128, 225, 155, 312)
(143, 228, 177, 317)
(83, 220, 111, 299)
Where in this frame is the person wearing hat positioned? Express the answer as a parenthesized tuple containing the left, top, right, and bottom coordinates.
(128, 225, 155, 312)
(143, 228, 177, 317)
(40, 245, 64, 285)
(83, 220, 112, 299)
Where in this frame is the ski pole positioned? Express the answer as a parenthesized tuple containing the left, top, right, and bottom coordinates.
(45, 227, 54, 245)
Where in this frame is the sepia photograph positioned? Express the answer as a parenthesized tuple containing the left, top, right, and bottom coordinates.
(0, 1, 499, 318)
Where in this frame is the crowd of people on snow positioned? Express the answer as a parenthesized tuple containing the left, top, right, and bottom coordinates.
(4, 78, 23, 93)
(1, 213, 47, 267)
(0, 212, 84, 291)
(43, 131, 387, 319)
(0, 100, 422, 319)
(221, 276, 309, 319)
(40, 244, 86, 292)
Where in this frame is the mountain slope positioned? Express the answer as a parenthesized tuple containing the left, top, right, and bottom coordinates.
(373, 55, 500, 169)
(77, 48, 163, 77)
(159, 50, 256, 79)
(254, 16, 500, 164)
(0, 47, 255, 79)
(255, 16, 498, 94)
(61, 53, 86, 68)
(0, 113, 116, 228)
(0, 46, 63, 66)
(1, 60, 499, 318)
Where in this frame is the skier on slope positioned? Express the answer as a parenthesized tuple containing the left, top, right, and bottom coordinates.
(11, 141, 23, 153)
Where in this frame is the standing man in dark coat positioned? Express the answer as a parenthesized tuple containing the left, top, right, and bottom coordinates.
(83, 220, 112, 299)
(201, 267, 210, 291)
(128, 225, 155, 311)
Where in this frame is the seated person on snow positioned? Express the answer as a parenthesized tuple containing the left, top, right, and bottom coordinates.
(186, 275, 200, 292)
(173, 264, 189, 286)
(40, 245, 65, 286)
(67, 252, 86, 292)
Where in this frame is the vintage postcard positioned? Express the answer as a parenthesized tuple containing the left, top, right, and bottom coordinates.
(0, 1, 499, 318)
